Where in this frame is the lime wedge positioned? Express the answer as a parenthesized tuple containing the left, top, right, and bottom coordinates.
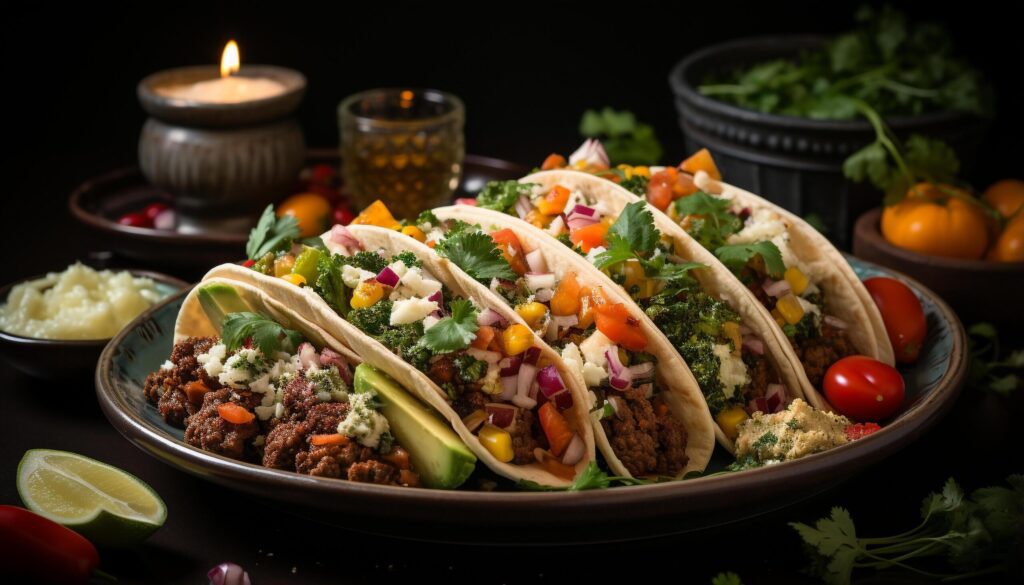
(17, 449, 167, 547)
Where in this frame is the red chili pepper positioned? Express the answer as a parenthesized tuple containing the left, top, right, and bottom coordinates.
(0, 505, 107, 584)
(845, 422, 882, 441)
(242, 259, 256, 268)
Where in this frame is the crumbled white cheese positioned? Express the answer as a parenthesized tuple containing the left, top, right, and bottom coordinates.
(565, 338, 611, 387)
(160, 360, 175, 371)
(399, 267, 442, 299)
(426, 228, 445, 243)
(197, 343, 227, 379)
(713, 343, 750, 399)
(390, 297, 439, 325)
(219, 348, 270, 389)
(388, 260, 408, 279)
(728, 208, 813, 279)
(422, 315, 440, 330)
(337, 392, 390, 448)
(582, 361, 608, 388)
(342, 265, 376, 288)
(579, 330, 613, 369)
(735, 399, 850, 463)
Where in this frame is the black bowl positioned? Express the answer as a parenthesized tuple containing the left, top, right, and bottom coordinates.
(668, 35, 988, 247)
(0, 270, 188, 381)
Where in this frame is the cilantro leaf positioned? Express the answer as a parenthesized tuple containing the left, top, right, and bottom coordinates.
(420, 299, 479, 353)
(246, 205, 301, 260)
(222, 312, 303, 356)
(674, 192, 743, 250)
(415, 210, 440, 228)
(592, 236, 635, 270)
(579, 107, 663, 165)
(715, 242, 786, 278)
(607, 201, 659, 254)
(434, 231, 516, 283)
(475, 181, 535, 213)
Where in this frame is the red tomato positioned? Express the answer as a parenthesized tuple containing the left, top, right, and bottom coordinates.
(845, 422, 882, 441)
(824, 356, 905, 421)
(333, 204, 355, 226)
(142, 202, 170, 222)
(117, 211, 152, 228)
(863, 277, 927, 364)
(490, 228, 528, 275)
(455, 198, 478, 206)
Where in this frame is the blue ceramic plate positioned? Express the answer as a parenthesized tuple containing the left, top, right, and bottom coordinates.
(95, 257, 967, 544)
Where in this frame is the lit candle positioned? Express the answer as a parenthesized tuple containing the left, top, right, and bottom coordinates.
(156, 41, 286, 103)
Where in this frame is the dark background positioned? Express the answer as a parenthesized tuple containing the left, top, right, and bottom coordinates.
(1, 2, 1021, 583)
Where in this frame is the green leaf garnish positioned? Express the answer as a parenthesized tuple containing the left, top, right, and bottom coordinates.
(579, 107, 663, 165)
(434, 231, 516, 283)
(419, 299, 479, 353)
(246, 205, 301, 260)
(715, 242, 786, 279)
(222, 312, 303, 356)
(475, 181, 536, 213)
(674, 191, 743, 250)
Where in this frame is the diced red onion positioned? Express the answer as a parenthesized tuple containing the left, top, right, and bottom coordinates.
(514, 195, 532, 219)
(823, 315, 849, 330)
(605, 347, 633, 390)
(499, 355, 522, 377)
(627, 361, 655, 381)
(467, 348, 501, 365)
(208, 562, 251, 585)
(568, 204, 597, 219)
(762, 278, 791, 298)
(534, 288, 554, 303)
(537, 366, 565, 394)
(529, 379, 540, 401)
(747, 397, 769, 414)
(477, 307, 508, 329)
(568, 138, 609, 168)
(428, 290, 444, 316)
(455, 198, 477, 206)
(297, 342, 318, 369)
(376, 266, 401, 288)
(561, 434, 585, 465)
(525, 272, 556, 291)
(328, 225, 363, 250)
(566, 215, 599, 232)
(545, 215, 565, 235)
(485, 403, 517, 428)
(517, 363, 538, 399)
(765, 384, 787, 413)
(525, 249, 548, 273)
(742, 336, 764, 355)
(546, 388, 574, 410)
(153, 209, 176, 230)
(319, 348, 353, 385)
(500, 375, 518, 400)
(523, 347, 541, 365)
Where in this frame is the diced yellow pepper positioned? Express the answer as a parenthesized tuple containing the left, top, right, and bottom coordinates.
(723, 321, 743, 356)
(273, 254, 295, 277)
(351, 200, 402, 230)
(716, 406, 749, 440)
(401, 225, 426, 242)
(621, 258, 645, 292)
(350, 280, 384, 309)
(616, 164, 634, 179)
(477, 424, 514, 462)
(633, 166, 651, 178)
(784, 266, 809, 296)
(502, 324, 534, 356)
(279, 273, 306, 287)
(775, 294, 805, 325)
(524, 209, 552, 229)
(771, 309, 785, 327)
(515, 302, 548, 330)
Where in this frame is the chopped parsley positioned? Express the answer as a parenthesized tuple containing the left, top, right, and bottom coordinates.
(391, 251, 422, 269)
(452, 353, 488, 383)
(312, 253, 349, 315)
(434, 231, 516, 283)
(222, 312, 303, 356)
(415, 209, 440, 228)
(475, 180, 536, 213)
(674, 191, 743, 250)
(420, 299, 479, 353)
(347, 251, 389, 274)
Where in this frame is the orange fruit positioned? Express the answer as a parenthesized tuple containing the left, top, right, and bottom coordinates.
(982, 179, 1024, 219)
(277, 193, 332, 238)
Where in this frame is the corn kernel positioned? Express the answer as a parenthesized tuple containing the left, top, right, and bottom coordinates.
(477, 424, 514, 462)
(401, 225, 426, 242)
(279, 273, 306, 287)
(515, 302, 548, 329)
(784, 266, 809, 296)
(775, 294, 805, 325)
(350, 280, 384, 309)
(715, 406, 749, 440)
(501, 324, 534, 356)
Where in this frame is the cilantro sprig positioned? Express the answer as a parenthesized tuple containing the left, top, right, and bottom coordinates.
(246, 205, 301, 260)
(434, 231, 516, 283)
(222, 311, 304, 356)
(594, 201, 705, 286)
(420, 299, 479, 353)
(579, 107, 663, 165)
(674, 192, 743, 250)
(791, 475, 1024, 584)
(714, 242, 786, 279)
(475, 181, 536, 213)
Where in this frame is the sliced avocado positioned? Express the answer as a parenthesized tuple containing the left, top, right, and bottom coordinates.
(291, 246, 323, 284)
(197, 283, 252, 332)
(354, 364, 476, 489)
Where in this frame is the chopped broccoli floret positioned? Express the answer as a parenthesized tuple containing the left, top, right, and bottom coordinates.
(392, 251, 422, 269)
(452, 354, 488, 383)
(347, 251, 389, 273)
(313, 253, 350, 315)
(618, 174, 650, 197)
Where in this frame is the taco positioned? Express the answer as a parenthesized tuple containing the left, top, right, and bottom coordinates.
(540, 145, 894, 389)
(401, 205, 716, 478)
(447, 171, 818, 451)
(146, 277, 478, 489)
(204, 226, 597, 487)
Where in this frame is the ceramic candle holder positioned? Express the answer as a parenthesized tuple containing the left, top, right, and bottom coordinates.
(137, 65, 307, 233)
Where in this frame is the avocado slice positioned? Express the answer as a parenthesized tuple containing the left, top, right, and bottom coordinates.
(354, 364, 476, 489)
(197, 283, 252, 332)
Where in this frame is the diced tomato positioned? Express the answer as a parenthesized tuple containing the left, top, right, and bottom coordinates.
(845, 422, 882, 441)
(569, 222, 609, 253)
(550, 272, 581, 316)
(647, 180, 674, 211)
(242, 259, 256, 268)
(594, 303, 647, 351)
(472, 325, 496, 350)
(490, 228, 529, 275)
(536, 185, 571, 215)
(679, 148, 721, 180)
(538, 402, 574, 457)
(541, 153, 566, 170)
(455, 198, 478, 206)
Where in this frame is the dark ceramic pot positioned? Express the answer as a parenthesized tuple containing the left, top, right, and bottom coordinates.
(669, 35, 988, 248)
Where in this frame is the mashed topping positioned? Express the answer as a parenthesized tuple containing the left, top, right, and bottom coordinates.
(0, 263, 165, 339)
(735, 399, 850, 464)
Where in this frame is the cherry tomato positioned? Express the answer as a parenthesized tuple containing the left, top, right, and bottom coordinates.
(824, 356, 905, 421)
(455, 198, 478, 206)
(310, 164, 337, 185)
(333, 204, 355, 226)
(142, 202, 170, 222)
(117, 211, 152, 228)
(863, 277, 927, 364)
(277, 192, 332, 238)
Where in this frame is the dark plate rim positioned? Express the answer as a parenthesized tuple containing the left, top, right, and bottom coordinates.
(0, 270, 190, 345)
(95, 258, 968, 512)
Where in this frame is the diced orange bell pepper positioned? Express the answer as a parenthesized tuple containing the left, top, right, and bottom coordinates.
(569, 222, 609, 253)
(577, 286, 608, 330)
(490, 228, 529, 276)
(550, 272, 581, 316)
(351, 200, 402, 230)
(472, 325, 496, 350)
(538, 402, 574, 457)
(536, 185, 571, 215)
(541, 153, 567, 170)
(594, 302, 647, 351)
(401, 225, 426, 242)
(647, 180, 674, 211)
(679, 148, 721, 180)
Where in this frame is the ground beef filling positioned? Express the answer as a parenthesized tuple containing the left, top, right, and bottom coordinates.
(147, 339, 418, 487)
(792, 322, 857, 387)
(743, 352, 776, 401)
(601, 387, 689, 477)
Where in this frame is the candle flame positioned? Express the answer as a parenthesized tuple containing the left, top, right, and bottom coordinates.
(220, 40, 240, 78)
